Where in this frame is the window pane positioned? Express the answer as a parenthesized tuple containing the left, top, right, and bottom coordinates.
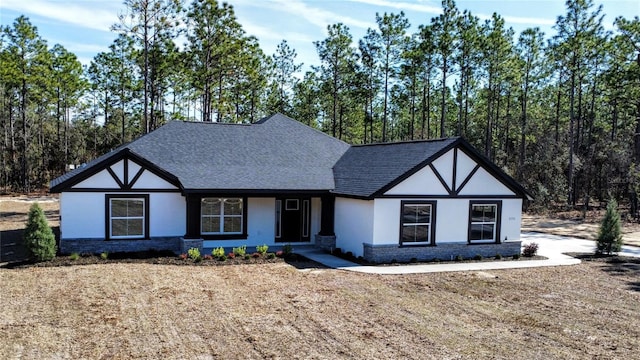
(201, 198, 221, 216)
(415, 205, 431, 223)
(111, 200, 128, 217)
(127, 219, 143, 236)
(112, 219, 143, 237)
(471, 206, 484, 222)
(402, 225, 429, 243)
(403, 205, 417, 223)
(470, 224, 494, 241)
(223, 217, 242, 233)
(127, 200, 144, 217)
(202, 217, 220, 233)
(402, 225, 417, 242)
(224, 198, 242, 215)
(112, 219, 128, 237)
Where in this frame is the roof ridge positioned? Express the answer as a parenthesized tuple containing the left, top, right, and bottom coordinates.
(351, 136, 460, 147)
(174, 120, 252, 126)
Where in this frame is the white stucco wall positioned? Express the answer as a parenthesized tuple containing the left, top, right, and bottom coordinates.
(311, 197, 321, 238)
(132, 170, 177, 189)
(384, 165, 449, 195)
(335, 197, 374, 257)
(71, 169, 119, 189)
(458, 167, 515, 196)
(368, 198, 523, 246)
(60, 191, 186, 239)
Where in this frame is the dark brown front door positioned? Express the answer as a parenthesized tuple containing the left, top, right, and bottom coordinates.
(276, 198, 310, 242)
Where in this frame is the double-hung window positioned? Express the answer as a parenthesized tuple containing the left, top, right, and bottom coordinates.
(107, 195, 148, 239)
(400, 201, 436, 245)
(201, 198, 243, 235)
(468, 201, 501, 243)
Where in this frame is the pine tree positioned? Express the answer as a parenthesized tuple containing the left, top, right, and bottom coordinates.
(596, 199, 623, 255)
(24, 203, 56, 261)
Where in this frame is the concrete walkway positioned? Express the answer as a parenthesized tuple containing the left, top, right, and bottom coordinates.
(296, 232, 640, 275)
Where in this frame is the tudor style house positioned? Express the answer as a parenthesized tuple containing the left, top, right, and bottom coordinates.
(50, 113, 531, 262)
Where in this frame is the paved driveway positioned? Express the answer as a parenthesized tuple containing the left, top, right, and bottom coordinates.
(522, 232, 640, 258)
(299, 232, 640, 274)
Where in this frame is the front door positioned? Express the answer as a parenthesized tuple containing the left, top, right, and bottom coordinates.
(275, 198, 310, 242)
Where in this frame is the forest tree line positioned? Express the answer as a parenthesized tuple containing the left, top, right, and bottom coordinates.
(1, 0, 639, 213)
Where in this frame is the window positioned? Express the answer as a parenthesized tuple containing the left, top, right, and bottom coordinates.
(468, 202, 501, 243)
(201, 198, 243, 234)
(285, 199, 299, 210)
(107, 196, 148, 239)
(400, 201, 436, 245)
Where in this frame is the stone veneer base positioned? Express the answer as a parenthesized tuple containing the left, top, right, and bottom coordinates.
(60, 237, 182, 255)
(363, 241, 522, 263)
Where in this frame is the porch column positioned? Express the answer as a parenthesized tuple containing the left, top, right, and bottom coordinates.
(185, 194, 201, 239)
(319, 194, 335, 236)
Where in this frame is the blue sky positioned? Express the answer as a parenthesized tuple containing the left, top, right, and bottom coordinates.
(1, 0, 638, 70)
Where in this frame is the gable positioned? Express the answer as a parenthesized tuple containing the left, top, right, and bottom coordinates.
(64, 152, 180, 192)
(382, 146, 517, 197)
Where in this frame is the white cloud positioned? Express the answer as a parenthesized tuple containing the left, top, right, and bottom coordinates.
(348, 0, 442, 15)
(2, 0, 119, 32)
(270, 0, 374, 31)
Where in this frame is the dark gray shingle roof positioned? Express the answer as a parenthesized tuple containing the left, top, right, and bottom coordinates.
(51, 113, 350, 192)
(332, 137, 460, 198)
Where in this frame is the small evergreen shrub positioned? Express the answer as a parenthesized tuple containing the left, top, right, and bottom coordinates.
(218, 254, 227, 261)
(187, 247, 201, 261)
(256, 244, 269, 255)
(454, 255, 464, 262)
(212, 247, 225, 258)
(596, 199, 623, 255)
(267, 252, 276, 259)
(69, 252, 80, 261)
(495, 254, 503, 260)
(282, 244, 293, 256)
(232, 245, 246, 257)
(100, 252, 109, 260)
(24, 203, 57, 261)
(410, 257, 418, 263)
(522, 243, 539, 257)
(513, 253, 521, 260)
(244, 254, 251, 260)
(473, 254, 483, 261)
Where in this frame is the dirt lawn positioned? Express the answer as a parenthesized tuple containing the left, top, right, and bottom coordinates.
(1, 197, 640, 359)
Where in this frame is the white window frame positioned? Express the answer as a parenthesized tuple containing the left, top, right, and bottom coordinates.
(109, 197, 145, 239)
(201, 198, 243, 235)
(469, 203, 498, 243)
(400, 202, 434, 245)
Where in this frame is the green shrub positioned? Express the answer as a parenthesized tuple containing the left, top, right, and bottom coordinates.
(24, 203, 57, 261)
(244, 254, 251, 260)
(495, 254, 503, 260)
(266, 252, 276, 259)
(256, 244, 269, 254)
(218, 254, 227, 261)
(232, 245, 246, 257)
(69, 252, 80, 261)
(188, 247, 201, 261)
(100, 252, 109, 260)
(473, 254, 483, 261)
(212, 247, 225, 258)
(522, 243, 539, 257)
(454, 255, 464, 262)
(596, 199, 623, 255)
(513, 253, 521, 260)
(282, 244, 293, 256)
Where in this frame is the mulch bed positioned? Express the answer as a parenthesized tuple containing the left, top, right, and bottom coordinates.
(1, 251, 324, 269)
